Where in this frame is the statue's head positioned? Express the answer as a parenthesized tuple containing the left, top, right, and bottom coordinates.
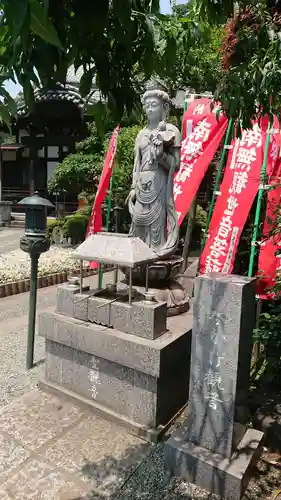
(142, 88, 170, 123)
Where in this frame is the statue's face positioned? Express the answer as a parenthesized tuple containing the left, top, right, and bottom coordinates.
(144, 96, 163, 121)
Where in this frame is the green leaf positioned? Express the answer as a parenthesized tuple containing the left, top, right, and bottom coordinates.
(86, 101, 107, 139)
(3, 0, 29, 43)
(80, 70, 93, 98)
(1, 90, 17, 116)
(22, 79, 34, 110)
(0, 103, 11, 130)
(29, 0, 62, 49)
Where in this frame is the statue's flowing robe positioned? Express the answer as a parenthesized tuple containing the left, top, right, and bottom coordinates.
(129, 124, 180, 258)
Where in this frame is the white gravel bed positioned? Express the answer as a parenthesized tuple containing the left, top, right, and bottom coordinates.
(0, 245, 90, 285)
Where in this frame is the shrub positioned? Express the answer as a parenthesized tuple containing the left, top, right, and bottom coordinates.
(47, 153, 103, 198)
(47, 218, 66, 240)
(63, 214, 89, 244)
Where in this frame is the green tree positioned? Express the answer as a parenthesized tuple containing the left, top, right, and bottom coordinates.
(0, 0, 222, 127)
(172, 3, 190, 17)
(0, 0, 162, 123)
(48, 122, 141, 203)
(155, 1, 224, 94)
(194, 0, 281, 128)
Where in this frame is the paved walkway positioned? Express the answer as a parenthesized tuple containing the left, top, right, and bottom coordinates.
(0, 274, 279, 499)
(0, 229, 24, 254)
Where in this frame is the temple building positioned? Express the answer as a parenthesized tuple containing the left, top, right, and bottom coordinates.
(1, 66, 101, 206)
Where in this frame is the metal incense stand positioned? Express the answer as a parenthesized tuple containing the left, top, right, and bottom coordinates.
(73, 233, 158, 309)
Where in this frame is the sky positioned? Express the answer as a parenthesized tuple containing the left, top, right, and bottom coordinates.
(161, 0, 172, 14)
(5, 0, 187, 97)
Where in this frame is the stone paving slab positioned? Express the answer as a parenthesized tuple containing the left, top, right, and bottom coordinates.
(0, 458, 91, 500)
(0, 432, 30, 480)
(0, 389, 151, 499)
(40, 413, 150, 495)
(0, 390, 84, 452)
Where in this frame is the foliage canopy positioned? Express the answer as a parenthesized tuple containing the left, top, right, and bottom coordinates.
(195, 0, 281, 127)
(0, 0, 225, 129)
(0, 0, 162, 124)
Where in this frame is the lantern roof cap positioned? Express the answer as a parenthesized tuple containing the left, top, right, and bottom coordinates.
(17, 191, 54, 208)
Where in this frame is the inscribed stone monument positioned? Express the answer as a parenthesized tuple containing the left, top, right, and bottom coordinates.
(164, 273, 264, 500)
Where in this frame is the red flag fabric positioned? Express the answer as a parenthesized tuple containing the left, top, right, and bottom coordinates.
(175, 99, 228, 226)
(87, 124, 120, 238)
(200, 118, 278, 275)
(257, 150, 281, 298)
(86, 125, 120, 269)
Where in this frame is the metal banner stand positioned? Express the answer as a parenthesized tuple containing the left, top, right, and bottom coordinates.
(247, 125, 272, 366)
(201, 118, 234, 251)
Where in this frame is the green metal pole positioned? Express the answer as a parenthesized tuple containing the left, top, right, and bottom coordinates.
(106, 176, 113, 230)
(181, 94, 198, 272)
(26, 253, 39, 370)
(248, 126, 271, 277)
(201, 118, 233, 250)
(98, 174, 114, 289)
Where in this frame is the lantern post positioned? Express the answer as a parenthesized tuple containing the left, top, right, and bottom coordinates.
(18, 192, 54, 370)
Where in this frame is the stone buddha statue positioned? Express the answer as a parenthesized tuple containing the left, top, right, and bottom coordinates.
(125, 85, 190, 316)
(127, 87, 181, 259)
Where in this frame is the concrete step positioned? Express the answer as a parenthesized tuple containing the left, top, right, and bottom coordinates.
(11, 213, 25, 221)
(10, 220, 25, 228)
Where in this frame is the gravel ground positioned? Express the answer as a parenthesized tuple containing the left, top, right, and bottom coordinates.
(113, 444, 281, 500)
(0, 245, 90, 284)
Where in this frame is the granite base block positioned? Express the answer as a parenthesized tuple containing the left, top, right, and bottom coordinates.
(73, 293, 91, 321)
(131, 300, 167, 339)
(57, 284, 167, 339)
(57, 283, 90, 317)
(39, 310, 192, 433)
(88, 295, 112, 326)
(164, 426, 264, 500)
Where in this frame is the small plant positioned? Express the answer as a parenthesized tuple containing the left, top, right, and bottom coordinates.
(253, 301, 281, 384)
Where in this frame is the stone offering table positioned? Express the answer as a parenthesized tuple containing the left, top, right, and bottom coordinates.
(38, 233, 192, 441)
(164, 273, 264, 500)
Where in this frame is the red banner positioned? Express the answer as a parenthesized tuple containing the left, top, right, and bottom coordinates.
(86, 125, 120, 269)
(87, 124, 120, 237)
(175, 99, 228, 226)
(200, 119, 279, 275)
(257, 155, 281, 298)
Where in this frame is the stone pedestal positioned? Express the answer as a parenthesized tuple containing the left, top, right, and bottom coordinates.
(0, 201, 12, 226)
(164, 274, 264, 500)
(39, 281, 192, 441)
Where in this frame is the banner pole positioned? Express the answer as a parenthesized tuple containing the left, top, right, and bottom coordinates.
(248, 125, 271, 371)
(98, 175, 114, 289)
(181, 93, 198, 272)
(248, 126, 271, 278)
(106, 177, 113, 231)
(201, 117, 233, 251)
